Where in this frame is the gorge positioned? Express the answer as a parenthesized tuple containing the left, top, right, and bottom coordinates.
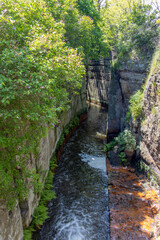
(0, 0, 160, 239)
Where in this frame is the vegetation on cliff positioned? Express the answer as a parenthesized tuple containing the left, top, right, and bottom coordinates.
(102, 0, 160, 124)
(0, 0, 105, 208)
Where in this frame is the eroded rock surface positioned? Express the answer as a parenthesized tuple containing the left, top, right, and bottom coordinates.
(87, 57, 111, 106)
(107, 58, 149, 136)
(140, 71, 160, 176)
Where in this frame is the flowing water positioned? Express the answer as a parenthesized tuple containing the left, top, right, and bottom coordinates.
(38, 106, 110, 240)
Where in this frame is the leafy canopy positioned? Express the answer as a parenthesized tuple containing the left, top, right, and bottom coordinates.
(0, 0, 85, 208)
(101, 0, 159, 58)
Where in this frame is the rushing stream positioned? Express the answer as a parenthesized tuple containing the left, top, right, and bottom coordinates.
(38, 106, 110, 240)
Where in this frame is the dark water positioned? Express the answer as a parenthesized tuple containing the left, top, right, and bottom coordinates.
(38, 106, 110, 240)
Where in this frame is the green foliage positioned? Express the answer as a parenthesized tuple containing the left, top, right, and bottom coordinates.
(49, 155, 57, 171)
(77, 0, 100, 23)
(128, 90, 144, 120)
(104, 130, 136, 166)
(72, 116, 79, 126)
(151, 106, 157, 115)
(59, 134, 65, 147)
(148, 42, 160, 76)
(45, 0, 108, 62)
(126, 110, 132, 124)
(40, 170, 56, 205)
(104, 139, 117, 152)
(106, 130, 136, 152)
(24, 225, 35, 240)
(0, 0, 85, 208)
(24, 156, 56, 239)
(32, 205, 49, 229)
(64, 127, 69, 137)
(115, 129, 136, 151)
(102, 0, 159, 58)
(118, 152, 129, 166)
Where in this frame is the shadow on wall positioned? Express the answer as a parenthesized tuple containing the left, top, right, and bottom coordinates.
(86, 56, 112, 108)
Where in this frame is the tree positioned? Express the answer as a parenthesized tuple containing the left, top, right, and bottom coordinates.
(0, 0, 85, 208)
(101, 0, 159, 58)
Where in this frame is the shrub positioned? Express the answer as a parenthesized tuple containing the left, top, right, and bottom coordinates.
(104, 139, 117, 152)
(128, 90, 144, 120)
(23, 226, 35, 240)
(116, 129, 136, 151)
(0, 0, 85, 208)
(104, 130, 136, 166)
(118, 152, 129, 166)
(32, 205, 49, 229)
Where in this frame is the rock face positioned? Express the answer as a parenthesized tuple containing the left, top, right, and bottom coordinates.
(107, 58, 149, 137)
(87, 56, 111, 106)
(0, 201, 23, 240)
(140, 70, 160, 176)
(0, 86, 86, 240)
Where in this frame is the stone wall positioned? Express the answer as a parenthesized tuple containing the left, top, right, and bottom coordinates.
(0, 84, 86, 240)
(87, 56, 111, 106)
(107, 58, 149, 138)
(140, 70, 160, 176)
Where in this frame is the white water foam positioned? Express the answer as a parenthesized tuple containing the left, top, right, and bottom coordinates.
(55, 215, 87, 240)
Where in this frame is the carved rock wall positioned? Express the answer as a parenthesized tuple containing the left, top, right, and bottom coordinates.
(0, 201, 23, 240)
(107, 58, 149, 137)
(87, 57, 111, 106)
(140, 70, 160, 176)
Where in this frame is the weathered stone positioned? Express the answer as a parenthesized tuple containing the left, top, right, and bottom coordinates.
(107, 72, 123, 136)
(140, 70, 160, 176)
(124, 148, 135, 162)
(87, 57, 112, 106)
(107, 57, 149, 136)
(0, 201, 23, 240)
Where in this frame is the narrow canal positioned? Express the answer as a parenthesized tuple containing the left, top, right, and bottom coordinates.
(38, 106, 110, 240)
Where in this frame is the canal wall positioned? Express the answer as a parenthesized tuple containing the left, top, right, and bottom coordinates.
(0, 83, 86, 240)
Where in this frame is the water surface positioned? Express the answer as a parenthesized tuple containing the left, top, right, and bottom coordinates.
(39, 106, 109, 240)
